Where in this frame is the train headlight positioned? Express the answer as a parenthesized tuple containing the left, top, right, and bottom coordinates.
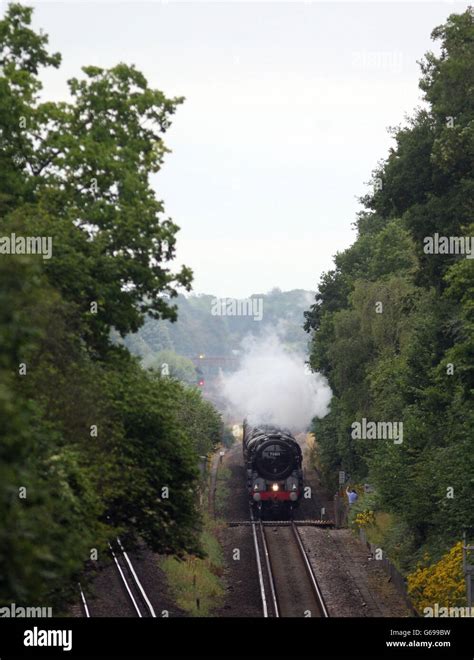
(253, 493, 261, 502)
(271, 483, 279, 492)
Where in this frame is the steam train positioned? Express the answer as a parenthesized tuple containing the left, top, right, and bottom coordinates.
(243, 420, 303, 518)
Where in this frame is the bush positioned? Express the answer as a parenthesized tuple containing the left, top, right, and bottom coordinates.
(407, 542, 466, 611)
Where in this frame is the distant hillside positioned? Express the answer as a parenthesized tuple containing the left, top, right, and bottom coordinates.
(124, 288, 314, 367)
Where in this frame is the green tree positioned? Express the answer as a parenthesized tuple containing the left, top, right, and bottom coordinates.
(1, 3, 192, 355)
(305, 8, 474, 570)
(145, 349, 198, 385)
(0, 2, 223, 608)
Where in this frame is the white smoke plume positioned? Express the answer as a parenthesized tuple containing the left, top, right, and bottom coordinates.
(220, 334, 332, 431)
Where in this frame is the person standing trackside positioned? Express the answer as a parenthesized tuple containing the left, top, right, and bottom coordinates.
(346, 486, 358, 505)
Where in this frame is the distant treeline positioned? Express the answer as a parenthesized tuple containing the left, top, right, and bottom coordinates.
(304, 9, 473, 579)
(124, 289, 314, 365)
(0, 3, 221, 609)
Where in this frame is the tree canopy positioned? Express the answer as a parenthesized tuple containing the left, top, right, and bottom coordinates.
(305, 8, 474, 573)
(0, 2, 221, 609)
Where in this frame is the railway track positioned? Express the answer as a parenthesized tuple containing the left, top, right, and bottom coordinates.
(108, 538, 156, 618)
(77, 539, 156, 617)
(251, 511, 329, 618)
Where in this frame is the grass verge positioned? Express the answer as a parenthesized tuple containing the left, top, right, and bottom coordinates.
(159, 512, 225, 616)
(159, 454, 230, 617)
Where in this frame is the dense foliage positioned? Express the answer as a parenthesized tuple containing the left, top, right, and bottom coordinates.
(0, 3, 221, 609)
(304, 9, 473, 577)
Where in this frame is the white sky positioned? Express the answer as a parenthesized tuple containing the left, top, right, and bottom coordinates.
(23, 0, 467, 297)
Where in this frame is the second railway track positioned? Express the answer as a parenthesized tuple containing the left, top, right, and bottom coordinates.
(109, 538, 156, 618)
(251, 511, 329, 618)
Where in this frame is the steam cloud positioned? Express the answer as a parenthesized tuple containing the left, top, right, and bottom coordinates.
(220, 334, 332, 431)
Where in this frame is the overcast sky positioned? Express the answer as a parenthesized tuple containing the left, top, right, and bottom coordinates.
(25, 0, 467, 298)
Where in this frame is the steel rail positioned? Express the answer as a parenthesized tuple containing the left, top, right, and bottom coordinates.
(249, 508, 268, 617)
(291, 522, 329, 617)
(116, 537, 156, 617)
(259, 522, 280, 617)
(78, 582, 90, 618)
(108, 542, 142, 617)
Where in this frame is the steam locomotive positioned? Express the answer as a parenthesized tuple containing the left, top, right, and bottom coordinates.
(243, 420, 303, 518)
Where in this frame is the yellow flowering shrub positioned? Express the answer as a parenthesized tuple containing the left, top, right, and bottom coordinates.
(407, 542, 466, 611)
(354, 510, 376, 528)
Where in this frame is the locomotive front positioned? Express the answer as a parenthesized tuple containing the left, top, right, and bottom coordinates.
(243, 421, 303, 518)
